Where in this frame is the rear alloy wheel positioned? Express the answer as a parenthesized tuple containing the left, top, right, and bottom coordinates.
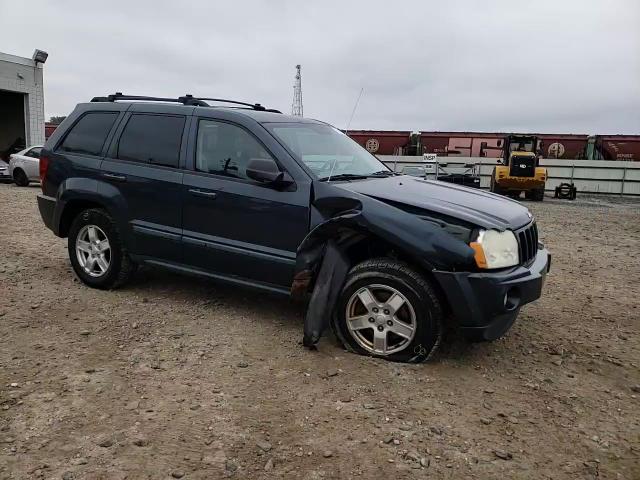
(13, 169, 29, 187)
(75, 225, 112, 278)
(333, 259, 443, 363)
(68, 208, 135, 289)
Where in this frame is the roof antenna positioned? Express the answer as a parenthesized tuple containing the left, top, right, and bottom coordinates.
(328, 88, 364, 182)
(344, 87, 364, 136)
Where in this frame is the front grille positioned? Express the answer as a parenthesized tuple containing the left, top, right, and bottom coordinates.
(516, 221, 538, 265)
(509, 159, 535, 177)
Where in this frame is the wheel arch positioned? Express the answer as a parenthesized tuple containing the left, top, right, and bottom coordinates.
(297, 224, 454, 348)
(343, 234, 451, 315)
(293, 216, 458, 300)
(55, 178, 129, 239)
(58, 198, 110, 238)
(296, 181, 473, 348)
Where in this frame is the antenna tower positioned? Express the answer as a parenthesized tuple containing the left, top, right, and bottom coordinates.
(292, 64, 303, 116)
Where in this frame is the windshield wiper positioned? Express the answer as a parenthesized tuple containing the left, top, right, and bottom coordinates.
(318, 173, 370, 182)
(368, 170, 396, 177)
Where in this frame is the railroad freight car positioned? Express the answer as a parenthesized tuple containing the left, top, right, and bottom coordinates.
(536, 134, 589, 159)
(345, 131, 639, 161)
(594, 136, 640, 160)
(419, 132, 505, 158)
(418, 132, 591, 159)
(45, 123, 58, 139)
(346, 130, 412, 155)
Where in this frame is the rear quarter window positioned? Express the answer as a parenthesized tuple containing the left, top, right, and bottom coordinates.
(58, 112, 119, 156)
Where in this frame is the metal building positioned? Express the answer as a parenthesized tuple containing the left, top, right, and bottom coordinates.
(0, 50, 48, 158)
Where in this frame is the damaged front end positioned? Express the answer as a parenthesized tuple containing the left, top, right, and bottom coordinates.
(294, 181, 476, 348)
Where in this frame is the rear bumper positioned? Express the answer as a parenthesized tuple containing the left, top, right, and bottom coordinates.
(37, 193, 58, 234)
(433, 248, 550, 341)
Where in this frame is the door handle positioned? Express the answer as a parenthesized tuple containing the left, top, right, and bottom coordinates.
(189, 189, 217, 199)
(102, 172, 127, 182)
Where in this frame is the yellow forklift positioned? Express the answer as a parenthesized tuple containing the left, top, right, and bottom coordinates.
(490, 134, 547, 201)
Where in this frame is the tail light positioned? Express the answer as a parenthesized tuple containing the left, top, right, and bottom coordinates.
(39, 154, 50, 187)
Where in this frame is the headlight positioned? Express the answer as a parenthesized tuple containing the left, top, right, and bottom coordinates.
(470, 229, 519, 269)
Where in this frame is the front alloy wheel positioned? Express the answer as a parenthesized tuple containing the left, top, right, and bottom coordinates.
(333, 258, 443, 363)
(345, 284, 416, 355)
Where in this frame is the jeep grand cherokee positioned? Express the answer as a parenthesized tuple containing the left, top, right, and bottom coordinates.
(37, 93, 550, 363)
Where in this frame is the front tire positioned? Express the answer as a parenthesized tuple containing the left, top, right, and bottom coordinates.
(332, 258, 443, 363)
(67, 208, 135, 289)
(13, 169, 29, 187)
(533, 188, 544, 201)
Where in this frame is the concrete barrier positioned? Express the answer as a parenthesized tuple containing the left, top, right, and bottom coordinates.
(379, 156, 640, 196)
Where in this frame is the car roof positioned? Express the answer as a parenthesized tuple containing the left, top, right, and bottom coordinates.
(217, 108, 323, 125)
(76, 101, 324, 125)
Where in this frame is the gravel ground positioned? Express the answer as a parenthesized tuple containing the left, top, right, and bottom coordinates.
(1, 183, 639, 480)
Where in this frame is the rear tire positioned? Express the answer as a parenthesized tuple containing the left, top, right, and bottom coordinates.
(332, 258, 443, 363)
(67, 208, 135, 289)
(13, 169, 29, 187)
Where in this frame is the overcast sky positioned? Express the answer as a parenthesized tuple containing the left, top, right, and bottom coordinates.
(2, 0, 639, 134)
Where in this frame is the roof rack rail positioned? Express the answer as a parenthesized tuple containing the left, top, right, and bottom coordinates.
(194, 97, 281, 113)
(90, 93, 281, 113)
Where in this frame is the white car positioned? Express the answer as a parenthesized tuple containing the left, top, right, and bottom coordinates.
(8, 145, 43, 186)
(0, 159, 10, 182)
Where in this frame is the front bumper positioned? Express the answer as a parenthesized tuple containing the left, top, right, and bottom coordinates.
(497, 177, 545, 191)
(433, 248, 550, 341)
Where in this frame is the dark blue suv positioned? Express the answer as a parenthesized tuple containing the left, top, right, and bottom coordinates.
(37, 94, 550, 363)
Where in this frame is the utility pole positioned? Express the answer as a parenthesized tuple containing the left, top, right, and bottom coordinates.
(292, 64, 303, 116)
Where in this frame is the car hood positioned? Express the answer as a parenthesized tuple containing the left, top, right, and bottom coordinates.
(333, 175, 532, 230)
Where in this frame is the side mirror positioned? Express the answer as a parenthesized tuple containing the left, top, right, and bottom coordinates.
(246, 158, 294, 188)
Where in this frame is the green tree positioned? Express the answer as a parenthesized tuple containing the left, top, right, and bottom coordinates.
(49, 116, 67, 124)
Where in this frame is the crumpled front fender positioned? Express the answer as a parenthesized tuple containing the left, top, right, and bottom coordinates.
(295, 181, 475, 348)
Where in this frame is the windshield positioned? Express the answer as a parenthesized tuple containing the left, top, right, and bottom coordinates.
(509, 138, 535, 153)
(266, 123, 391, 180)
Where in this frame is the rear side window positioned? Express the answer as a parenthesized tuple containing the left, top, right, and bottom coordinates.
(58, 112, 118, 156)
(117, 114, 185, 168)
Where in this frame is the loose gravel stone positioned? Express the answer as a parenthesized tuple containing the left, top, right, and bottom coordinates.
(97, 438, 113, 448)
(494, 449, 513, 460)
(256, 440, 272, 452)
